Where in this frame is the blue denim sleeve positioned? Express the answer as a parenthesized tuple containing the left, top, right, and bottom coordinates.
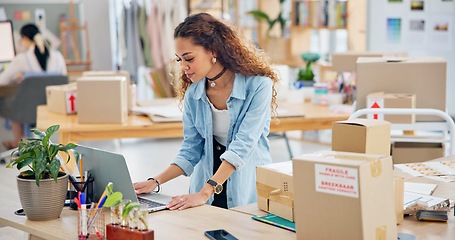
(221, 77, 273, 169)
(172, 93, 204, 176)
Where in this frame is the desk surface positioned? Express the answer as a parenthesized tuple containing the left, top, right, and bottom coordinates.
(0, 166, 294, 240)
(36, 100, 349, 144)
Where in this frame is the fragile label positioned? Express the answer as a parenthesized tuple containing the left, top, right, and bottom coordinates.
(315, 164, 359, 198)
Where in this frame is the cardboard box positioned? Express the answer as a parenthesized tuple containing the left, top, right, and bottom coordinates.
(332, 118, 391, 155)
(356, 57, 446, 121)
(82, 71, 134, 110)
(331, 51, 407, 72)
(367, 92, 416, 124)
(46, 83, 78, 114)
(77, 76, 128, 124)
(256, 161, 294, 221)
(394, 177, 404, 224)
(391, 142, 444, 164)
(293, 151, 397, 240)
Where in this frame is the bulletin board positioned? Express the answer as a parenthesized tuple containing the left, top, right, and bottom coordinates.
(367, 0, 455, 116)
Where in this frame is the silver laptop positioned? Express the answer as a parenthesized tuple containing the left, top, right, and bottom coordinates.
(76, 145, 171, 212)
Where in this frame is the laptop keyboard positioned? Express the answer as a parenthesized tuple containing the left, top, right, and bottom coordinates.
(138, 197, 166, 208)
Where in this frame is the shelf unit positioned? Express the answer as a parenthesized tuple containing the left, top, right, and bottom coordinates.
(257, 0, 366, 68)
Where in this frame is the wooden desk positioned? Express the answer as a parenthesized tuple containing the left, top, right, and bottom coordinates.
(0, 167, 293, 240)
(232, 155, 455, 240)
(36, 101, 349, 144)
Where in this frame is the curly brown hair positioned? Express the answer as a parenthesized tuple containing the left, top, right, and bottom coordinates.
(171, 13, 279, 114)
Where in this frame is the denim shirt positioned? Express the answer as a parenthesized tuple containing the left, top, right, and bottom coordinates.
(172, 73, 273, 208)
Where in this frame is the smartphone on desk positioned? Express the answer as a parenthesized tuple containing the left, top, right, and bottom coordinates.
(204, 229, 238, 240)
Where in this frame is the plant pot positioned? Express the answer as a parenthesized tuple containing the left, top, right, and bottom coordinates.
(17, 172, 68, 221)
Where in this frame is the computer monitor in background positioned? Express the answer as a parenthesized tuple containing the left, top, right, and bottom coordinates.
(0, 20, 16, 63)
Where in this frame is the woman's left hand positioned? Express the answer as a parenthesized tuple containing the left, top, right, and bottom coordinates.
(166, 192, 209, 211)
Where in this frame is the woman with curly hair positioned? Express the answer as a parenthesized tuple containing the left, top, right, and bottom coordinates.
(134, 13, 279, 210)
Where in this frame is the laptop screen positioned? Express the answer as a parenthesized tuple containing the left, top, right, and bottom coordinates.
(75, 145, 138, 202)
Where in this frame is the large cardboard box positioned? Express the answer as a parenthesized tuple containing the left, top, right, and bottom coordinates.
(356, 57, 446, 121)
(77, 76, 128, 124)
(293, 151, 397, 240)
(367, 92, 416, 124)
(332, 119, 391, 155)
(391, 142, 444, 164)
(331, 51, 407, 72)
(256, 161, 294, 221)
(46, 83, 77, 114)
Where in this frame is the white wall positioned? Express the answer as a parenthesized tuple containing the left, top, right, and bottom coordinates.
(367, 0, 455, 116)
(80, 0, 114, 70)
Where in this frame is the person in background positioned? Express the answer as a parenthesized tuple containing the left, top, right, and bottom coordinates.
(0, 23, 67, 149)
(134, 13, 279, 210)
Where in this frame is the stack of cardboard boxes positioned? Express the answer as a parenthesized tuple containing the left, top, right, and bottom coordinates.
(256, 118, 404, 239)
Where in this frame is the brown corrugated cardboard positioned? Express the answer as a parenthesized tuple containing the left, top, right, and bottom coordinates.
(82, 71, 134, 110)
(332, 118, 391, 155)
(391, 142, 444, 164)
(356, 57, 446, 121)
(331, 51, 407, 72)
(46, 83, 78, 114)
(293, 151, 397, 240)
(367, 92, 416, 123)
(77, 76, 128, 124)
(256, 161, 294, 221)
(394, 177, 404, 224)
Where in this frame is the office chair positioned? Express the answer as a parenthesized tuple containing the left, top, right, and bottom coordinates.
(0, 74, 68, 126)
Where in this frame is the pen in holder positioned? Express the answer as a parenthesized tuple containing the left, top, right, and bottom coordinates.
(69, 176, 95, 210)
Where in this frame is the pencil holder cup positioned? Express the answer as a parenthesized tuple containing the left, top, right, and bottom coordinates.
(69, 176, 95, 210)
(78, 207, 105, 240)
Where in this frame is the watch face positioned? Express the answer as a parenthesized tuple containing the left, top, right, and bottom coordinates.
(215, 184, 223, 194)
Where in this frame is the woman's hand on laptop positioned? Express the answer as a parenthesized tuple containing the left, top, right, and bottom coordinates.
(133, 180, 158, 194)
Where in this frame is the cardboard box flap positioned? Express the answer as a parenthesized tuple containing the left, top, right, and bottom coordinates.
(256, 182, 294, 207)
(336, 118, 390, 127)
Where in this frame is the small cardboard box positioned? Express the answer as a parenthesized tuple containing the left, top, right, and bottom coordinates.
(391, 142, 444, 164)
(46, 83, 78, 114)
(293, 151, 397, 240)
(332, 118, 391, 156)
(256, 161, 294, 221)
(366, 92, 416, 124)
(331, 51, 407, 72)
(77, 76, 128, 124)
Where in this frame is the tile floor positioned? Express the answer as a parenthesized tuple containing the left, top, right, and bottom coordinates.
(0, 132, 330, 239)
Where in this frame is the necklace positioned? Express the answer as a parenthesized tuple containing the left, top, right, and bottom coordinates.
(207, 67, 227, 87)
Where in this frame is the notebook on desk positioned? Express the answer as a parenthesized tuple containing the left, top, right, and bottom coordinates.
(76, 145, 171, 212)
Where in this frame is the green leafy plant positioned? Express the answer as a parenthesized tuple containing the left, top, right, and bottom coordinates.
(6, 125, 78, 186)
(298, 52, 321, 82)
(247, 0, 288, 38)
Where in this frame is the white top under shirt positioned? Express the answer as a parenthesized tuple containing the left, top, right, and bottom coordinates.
(208, 99, 230, 146)
(0, 46, 67, 86)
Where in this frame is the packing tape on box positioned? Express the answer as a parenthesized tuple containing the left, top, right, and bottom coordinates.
(256, 182, 294, 207)
(376, 225, 386, 240)
(319, 153, 383, 177)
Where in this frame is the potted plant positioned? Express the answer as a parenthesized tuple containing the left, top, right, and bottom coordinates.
(247, 0, 288, 38)
(297, 52, 320, 87)
(6, 125, 78, 221)
(247, 0, 290, 62)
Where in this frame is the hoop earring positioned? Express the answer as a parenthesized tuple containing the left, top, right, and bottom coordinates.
(212, 57, 217, 64)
